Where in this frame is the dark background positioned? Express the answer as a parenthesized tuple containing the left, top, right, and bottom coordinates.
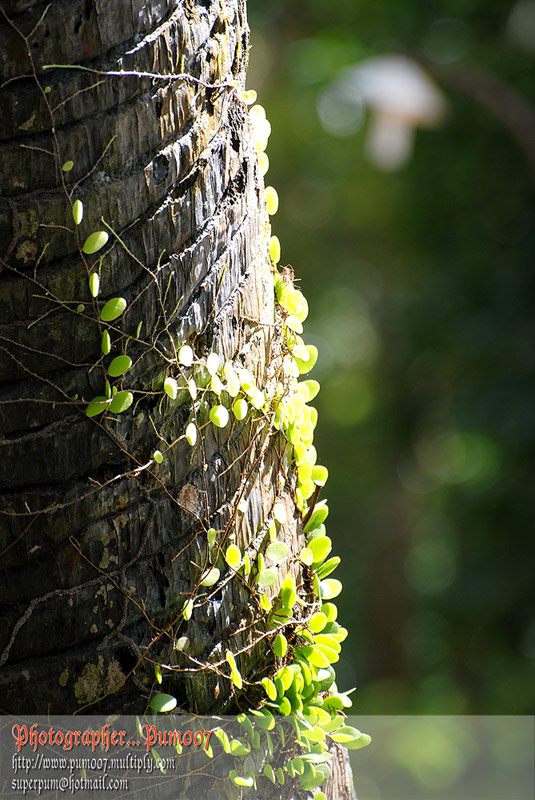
(248, 0, 534, 714)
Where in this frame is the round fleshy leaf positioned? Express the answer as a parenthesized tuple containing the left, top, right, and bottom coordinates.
(225, 367, 240, 397)
(62, 160, 74, 172)
(72, 199, 83, 225)
(89, 272, 99, 297)
(100, 297, 127, 322)
(257, 569, 277, 587)
(320, 579, 342, 600)
(185, 422, 197, 446)
(232, 398, 248, 420)
(308, 536, 332, 566)
(163, 377, 177, 400)
(109, 391, 133, 414)
(209, 405, 229, 428)
(269, 235, 281, 264)
(309, 612, 327, 634)
(182, 598, 193, 620)
(311, 465, 329, 486)
(303, 501, 329, 533)
(258, 151, 269, 175)
(82, 230, 109, 255)
(225, 544, 242, 570)
(316, 556, 341, 579)
(273, 633, 288, 658)
(266, 541, 288, 563)
(149, 694, 177, 713)
(187, 378, 197, 400)
(273, 502, 286, 524)
(200, 567, 220, 587)
(295, 345, 318, 375)
(153, 450, 163, 464)
(265, 186, 279, 215)
(86, 396, 108, 417)
(101, 330, 111, 355)
(178, 345, 194, 366)
(300, 380, 320, 401)
(206, 352, 220, 376)
(261, 677, 278, 701)
(207, 528, 217, 547)
(286, 315, 303, 334)
(299, 547, 313, 565)
(322, 602, 338, 623)
(107, 355, 132, 377)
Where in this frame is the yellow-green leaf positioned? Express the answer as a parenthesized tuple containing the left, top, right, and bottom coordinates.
(149, 693, 177, 713)
(82, 230, 109, 255)
(89, 272, 99, 297)
(72, 199, 83, 225)
(100, 297, 126, 322)
(163, 377, 177, 400)
(109, 391, 133, 414)
(107, 355, 132, 377)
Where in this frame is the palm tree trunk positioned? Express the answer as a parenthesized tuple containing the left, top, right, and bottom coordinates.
(0, 2, 357, 796)
(0, 0, 283, 715)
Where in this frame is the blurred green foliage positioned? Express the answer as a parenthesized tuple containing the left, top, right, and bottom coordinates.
(248, 0, 534, 713)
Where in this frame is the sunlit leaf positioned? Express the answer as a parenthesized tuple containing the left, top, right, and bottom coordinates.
(100, 297, 126, 322)
(308, 536, 332, 566)
(185, 421, 197, 446)
(72, 199, 83, 224)
(178, 344, 194, 366)
(163, 377, 177, 400)
(232, 397, 248, 420)
(320, 579, 342, 600)
(309, 612, 327, 634)
(261, 677, 277, 701)
(266, 541, 288, 562)
(82, 230, 109, 255)
(182, 598, 193, 620)
(89, 272, 99, 297)
(273, 633, 288, 658)
(101, 330, 111, 354)
(109, 391, 133, 414)
(149, 693, 177, 713)
(206, 352, 220, 376)
(108, 355, 132, 377)
(257, 569, 277, 587)
(86, 396, 108, 417)
(225, 544, 242, 570)
(209, 404, 229, 428)
(265, 186, 279, 215)
(200, 567, 220, 587)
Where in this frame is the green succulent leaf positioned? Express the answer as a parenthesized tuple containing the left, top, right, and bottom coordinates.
(163, 377, 177, 400)
(107, 355, 132, 377)
(266, 541, 288, 562)
(109, 391, 133, 414)
(149, 693, 177, 713)
(89, 272, 100, 297)
(100, 297, 127, 322)
(82, 230, 109, 255)
(72, 199, 83, 225)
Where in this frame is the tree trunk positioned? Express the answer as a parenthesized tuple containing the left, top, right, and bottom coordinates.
(0, 1, 357, 796)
